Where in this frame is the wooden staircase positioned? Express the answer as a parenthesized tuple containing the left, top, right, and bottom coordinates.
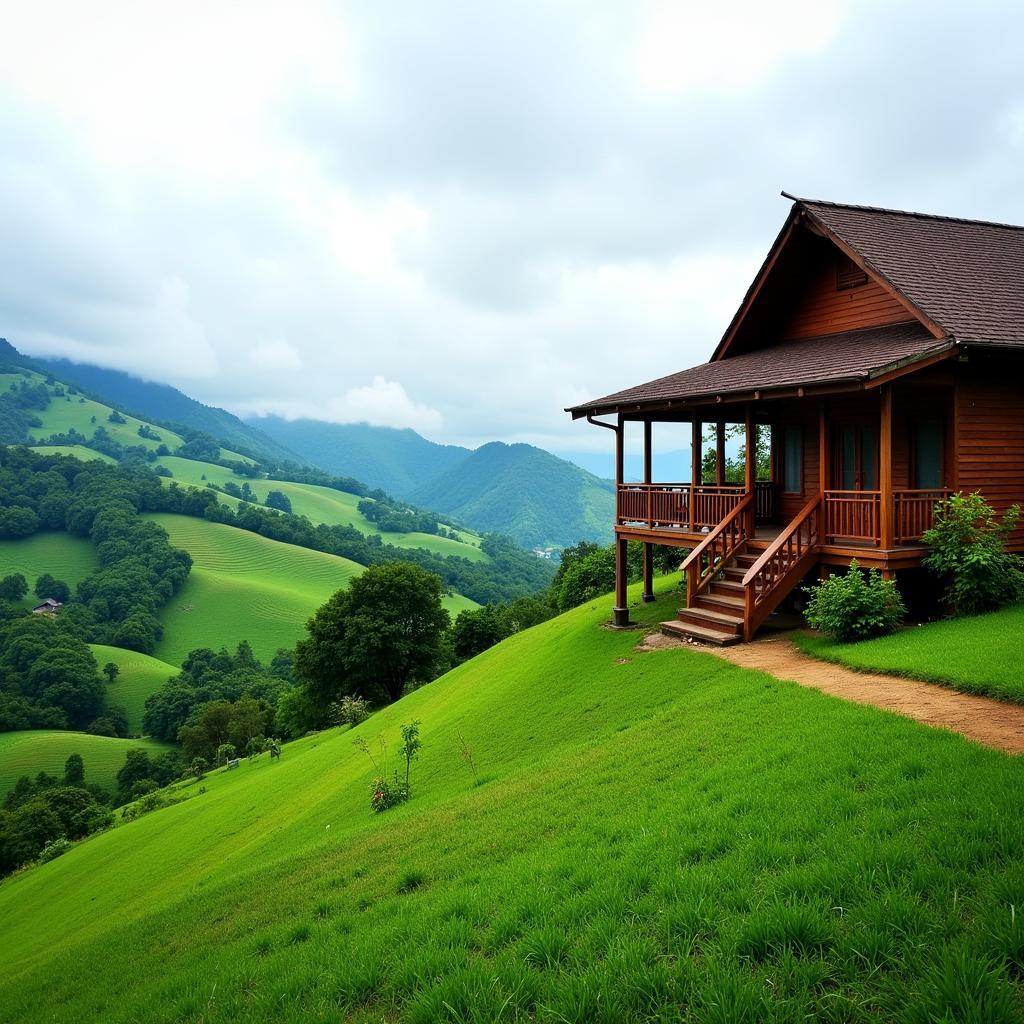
(663, 493, 823, 646)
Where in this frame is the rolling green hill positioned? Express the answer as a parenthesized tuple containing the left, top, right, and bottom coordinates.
(30, 354, 302, 466)
(88, 646, 178, 735)
(1, 580, 1022, 1022)
(145, 515, 477, 665)
(0, 731, 170, 800)
(411, 441, 614, 549)
(27, 444, 117, 464)
(155, 456, 488, 562)
(0, 532, 99, 599)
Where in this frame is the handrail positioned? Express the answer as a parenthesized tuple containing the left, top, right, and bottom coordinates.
(742, 493, 822, 587)
(681, 493, 753, 605)
(681, 493, 754, 572)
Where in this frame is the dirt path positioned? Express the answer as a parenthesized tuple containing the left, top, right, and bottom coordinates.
(640, 630, 1024, 755)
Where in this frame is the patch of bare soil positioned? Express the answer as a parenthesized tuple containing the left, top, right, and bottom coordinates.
(639, 630, 1024, 755)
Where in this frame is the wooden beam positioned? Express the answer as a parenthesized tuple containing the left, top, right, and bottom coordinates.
(818, 400, 829, 494)
(879, 385, 894, 549)
(715, 421, 725, 486)
(690, 415, 701, 531)
(613, 537, 630, 626)
(745, 406, 756, 533)
(615, 414, 624, 487)
(642, 420, 654, 601)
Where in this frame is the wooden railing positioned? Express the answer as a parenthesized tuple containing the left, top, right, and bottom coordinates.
(824, 490, 881, 543)
(681, 493, 753, 605)
(894, 489, 951, 543)
(617, 482, 774, 531)
(742, 494, 822, 640)
(616, 483, 690, 529)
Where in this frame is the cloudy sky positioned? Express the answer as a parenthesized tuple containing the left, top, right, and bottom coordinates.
(2, 1, 1023, 458)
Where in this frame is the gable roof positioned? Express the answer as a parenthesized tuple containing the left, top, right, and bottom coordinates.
(568, 196, 1024, 419)
(797, 198, 1024, 348)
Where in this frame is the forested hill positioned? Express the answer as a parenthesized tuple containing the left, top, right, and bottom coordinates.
(411, 442, 614, 550)
(251, 417, 470, 497)
(22, 352, 299, 466)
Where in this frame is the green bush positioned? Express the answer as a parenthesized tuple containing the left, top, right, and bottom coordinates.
(37, 837, 72, 864)
(922, 492, 1024, 615)
(804, 561, 906, 642)
(332, 695, 370, 728)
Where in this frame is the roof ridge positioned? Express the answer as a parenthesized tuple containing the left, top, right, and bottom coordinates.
(782, 191, 1024, 233)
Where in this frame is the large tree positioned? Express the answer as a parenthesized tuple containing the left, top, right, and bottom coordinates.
(296, 563, 450, 705)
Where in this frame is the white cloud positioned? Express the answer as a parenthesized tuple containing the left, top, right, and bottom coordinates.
(1, 0, 1023, 452)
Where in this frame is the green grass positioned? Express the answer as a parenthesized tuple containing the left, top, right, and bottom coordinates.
(27, 444, 117, 464)
(794, 603, 1024, 704)
(146, 515, 476, 665)
(1, 579, 1023, 1022)
(0, 532, 99, 598)
(156, 456, 489, 562)
(89, 646, 178, 735)
(0, 731, 170, 800)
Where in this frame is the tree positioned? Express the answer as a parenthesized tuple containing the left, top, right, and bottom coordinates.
(102, 662, 120, 684)
(64, 753, 85, 786)
(555, 547, 617, 611)
(452, 605, 508, 660)
(34, 574, 70, 602)
(116, 750, 154, 794)
(296, 563, 451, 706)
(265, 490, 293, 514)
(0, 573, 28, 601)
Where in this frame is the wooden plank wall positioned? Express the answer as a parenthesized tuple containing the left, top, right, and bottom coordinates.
(956, 367, 1024, 551)
(782, 255, 914, 340)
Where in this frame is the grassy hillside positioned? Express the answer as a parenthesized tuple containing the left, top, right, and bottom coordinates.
(250, 417, 470, 497)
(88, 645, 178, 734)
(0, 532, 99, 598)
(156, 456, 488, 562)
(27, 444, 117, 464)
(0, 731, 170, 800)
(2, 580, 1022, 1022)
(146, 515, 477, 665)
(411, 441, 615, 549)
(31, 355, 302, 466)
(795, 603, 1024, 704)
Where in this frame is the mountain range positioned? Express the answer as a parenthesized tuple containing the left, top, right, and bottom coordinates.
(2, 341, 614, 548)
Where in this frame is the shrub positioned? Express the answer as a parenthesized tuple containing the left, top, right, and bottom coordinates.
(370, 775, 410, 813)
(804, 560, 906, 642)
(37, 837, 72, 863)
(332, 695, 370, 728)
(922, 492, 1024, 615)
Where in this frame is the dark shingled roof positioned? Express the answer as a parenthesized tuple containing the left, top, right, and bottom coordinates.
(569, 198, 1024, 416)
(570, 324, 951, 415)
(801, 199, 1024, 348)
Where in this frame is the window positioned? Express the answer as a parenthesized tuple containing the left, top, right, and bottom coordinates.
(836, 254, 868, 290)
(782, 426, 802, 493)
(914, 419, 944, 489)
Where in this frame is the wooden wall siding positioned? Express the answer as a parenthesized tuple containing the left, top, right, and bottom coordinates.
(782, 258, 914, 340)
(957, 370, 1024, 551)
(777, 404, 820, 523)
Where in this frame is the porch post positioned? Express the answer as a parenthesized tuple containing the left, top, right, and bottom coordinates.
(641, 420, 654, 602)
(744, 405, 756, 533)
(690, 415, 701, 531)
(818, 400, 829, 490)
(612, 415, 630, 626)
(715, 420, 725, 486)
(880, 385, 894, 550)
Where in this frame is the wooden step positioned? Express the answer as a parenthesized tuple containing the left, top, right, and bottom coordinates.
(661, 619, 742, 646)
(676, 606, 743, 633)
(696, 592, 745, 612)
(722, 567, 746, 582)
(710, 579, 745, 595)
(733, 553, 759, 567)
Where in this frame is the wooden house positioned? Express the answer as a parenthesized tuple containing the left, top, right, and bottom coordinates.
(31, 598, 63, 615)
(567, 195, 1024, 644)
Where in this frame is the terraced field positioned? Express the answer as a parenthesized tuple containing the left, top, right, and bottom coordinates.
(27, 445, 117, 464)
(0, 731, 170, 799)
(0, 532, 99, 600)
(89, 645, 178, 734)
(146, 515, 477, 665)
(155, 456, 488, 562)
